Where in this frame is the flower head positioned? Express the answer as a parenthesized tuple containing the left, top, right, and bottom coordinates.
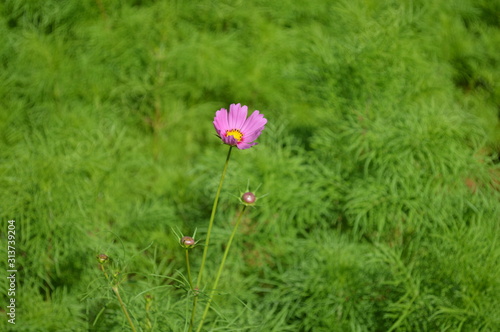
(213, 103, 267, 149)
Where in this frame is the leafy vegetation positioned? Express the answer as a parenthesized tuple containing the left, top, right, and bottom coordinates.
(1, 0, 499, 331)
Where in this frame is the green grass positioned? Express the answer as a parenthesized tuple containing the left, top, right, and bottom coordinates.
(1, 0, 499, 331)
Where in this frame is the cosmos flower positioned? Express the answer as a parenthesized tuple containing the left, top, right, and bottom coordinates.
(213, 103, 267, 150)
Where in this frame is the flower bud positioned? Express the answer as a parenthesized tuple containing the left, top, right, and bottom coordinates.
(242, 192, 256, 205)
(96, 253, 109, 264)
(180, 236, 196, 249)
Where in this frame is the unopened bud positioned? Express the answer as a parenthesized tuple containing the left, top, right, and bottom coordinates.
(181, 236, 196, 249)
(97, 254, 109, 264)
(242, 192, 256, 205)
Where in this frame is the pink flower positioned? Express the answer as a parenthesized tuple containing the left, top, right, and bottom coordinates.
(213, 103, 267, 150)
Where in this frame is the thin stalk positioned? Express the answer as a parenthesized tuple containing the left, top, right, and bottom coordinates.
(145, 295, 153, 331)
(186, 249, 196, 331)
(196, 206, 247, 332)
(185, 250, 194, 290)
(197, 146, 233, 285)
(189, 146, 233, 332)
(100, 263, 137, 332)
(111, 285, 138, 332)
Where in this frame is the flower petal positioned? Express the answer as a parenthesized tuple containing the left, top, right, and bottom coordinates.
(243, 129, 265, 143)
(213, 108, 229, 134)
(236, 141, 257, 150)
(228, 103, 248, 129)
(222, 135, 238, 146)
(240, 111, 267, 134)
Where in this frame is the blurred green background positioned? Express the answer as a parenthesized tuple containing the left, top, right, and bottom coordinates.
(1, 0, 499, 331)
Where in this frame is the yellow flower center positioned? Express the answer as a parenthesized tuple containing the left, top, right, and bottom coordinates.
(225, 129, 243, 142)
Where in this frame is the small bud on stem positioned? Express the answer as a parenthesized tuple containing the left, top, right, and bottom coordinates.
(181, 236, 196, 248)
(97, 253, 109, 264)
(242, 192, 256, 205)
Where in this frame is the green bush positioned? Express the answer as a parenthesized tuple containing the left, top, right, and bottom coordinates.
(1, 0, 499, 331)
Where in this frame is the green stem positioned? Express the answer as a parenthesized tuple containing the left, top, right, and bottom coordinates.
(196, 206, 247, 332)
(112, 285, 138, 332)
(100, 263, 137, 332)
(186, 249, 196, 331)
(196, 145, 233, 285)
(189, 146, 233, 331)
(186, 249, 193, 290)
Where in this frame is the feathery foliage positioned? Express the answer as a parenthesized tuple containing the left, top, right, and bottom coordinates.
(1, 0, 499, 331)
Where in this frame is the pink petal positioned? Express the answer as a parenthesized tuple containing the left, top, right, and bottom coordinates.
(222, 135, 238, 146)
(240, 111, 267, 134)
(228, 103, 248, 129)
(243, 129, 265, 143)
(213, 108, 229, 133)
(236, 141, 257, 150)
